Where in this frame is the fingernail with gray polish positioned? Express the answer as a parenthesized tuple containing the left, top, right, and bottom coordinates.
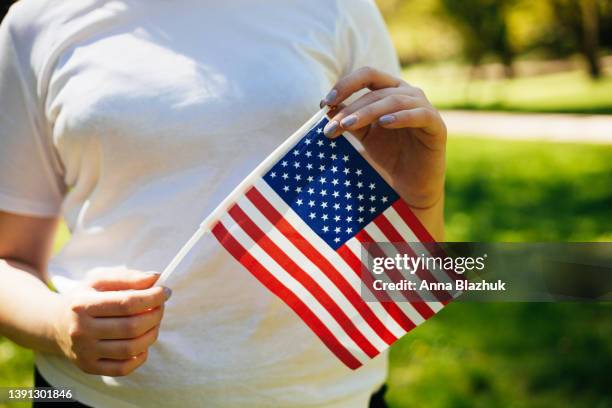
(379, 114, 396, 125)
(340, 115, 357, 128)
(163, 287, 173, 300)
(322, 89, 337, 106)
(323, 120, 339, 137)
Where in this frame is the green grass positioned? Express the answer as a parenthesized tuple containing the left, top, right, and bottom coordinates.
(387, 303, 612, 408)
(2, 138, 612, 407)
(404, 64, 612, 114)
(444, 137, 612, 242)
(386, 137, 612, 408)
(0, 341, 32, 408)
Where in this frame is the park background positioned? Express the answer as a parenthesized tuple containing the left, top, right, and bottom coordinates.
(1, 0, 611, 407)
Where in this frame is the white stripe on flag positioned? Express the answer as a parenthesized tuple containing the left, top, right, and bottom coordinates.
(254, 180, 411, 337)
(364, 221, 444, 313)
(384, 206, 455, 286)
(235, 195, 389, 351)
(343, 236, 427, 325)
(217, 214, 370, 364)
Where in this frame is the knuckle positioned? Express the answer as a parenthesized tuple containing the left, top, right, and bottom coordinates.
(387, 94, 407, 108)
(358, 66, 376, 76)
(439, 116, 448, 135)
(67, 322, 86, 340)
(157, 305, 165, 320)
(140, 350, 149, 361)
(411, 86, 426, 97)
(358, 105, 374, 119)
(69, 296, 87, 313)
(421, 108, 435, 122)
(137, 352, 149, 367)
(152, 327, 161, 343)
(380, 87, 399, 98)
(70, 302, 85, 314)
(150, 288, 165, 306)
(369, 88, 389, 101)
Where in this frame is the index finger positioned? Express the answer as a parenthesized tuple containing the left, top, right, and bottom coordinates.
(77, 286, 171, 317)
(321, 66, 402, 108)
(85, 267, 161, 292)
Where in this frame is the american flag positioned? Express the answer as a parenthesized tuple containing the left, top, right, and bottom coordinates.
(209, 112, 452, 369)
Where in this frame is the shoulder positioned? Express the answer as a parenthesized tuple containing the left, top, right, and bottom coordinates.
(330, 0, 399, 76)
(335, 0, 380, 10)
(2, 0, 120, 87)
(331, 0, 391, 46)
(2, 0, 104, 55)
(303, 0, 383, 30)
(4, 0, 91, 35)
(334, 0, 384, 24)
(332, 0, 389, 44)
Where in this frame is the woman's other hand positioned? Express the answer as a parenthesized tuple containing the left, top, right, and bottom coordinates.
(54, 268, 171, 377)
(320, 66, 446, 214)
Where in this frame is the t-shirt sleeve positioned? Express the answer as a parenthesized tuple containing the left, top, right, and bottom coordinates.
(336, 0, 401, 79)
(0, 8, 66, 217)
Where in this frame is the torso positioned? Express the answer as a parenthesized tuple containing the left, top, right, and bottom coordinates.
(7, 1, 392, 406)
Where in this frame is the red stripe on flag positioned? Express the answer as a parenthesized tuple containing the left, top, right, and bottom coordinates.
(335, 245, 417, 333)
(227, 204, 380, 359)
(392, 200, 436, 242)
(211, 221, 362, 370)
(355, 229, 436, 320)
(391, 200, 458, 285)
(374, 214, 453, 303)
(246, 187, 398, 345)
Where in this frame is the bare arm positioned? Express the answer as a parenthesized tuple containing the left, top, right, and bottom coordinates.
(0, 211, 64, 354)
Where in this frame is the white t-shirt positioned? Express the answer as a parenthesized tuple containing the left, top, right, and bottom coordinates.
(0, 1, 401, 406)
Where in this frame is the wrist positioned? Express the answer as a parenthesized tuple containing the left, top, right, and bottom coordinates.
(405, 189, 444, 211)
(393, 170, 445, 211)
(46, 292, 71, 356)
(407, 193, 445, 242)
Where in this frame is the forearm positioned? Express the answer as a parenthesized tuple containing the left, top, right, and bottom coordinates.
(0, 259, 63, 355)
(409, 193, 445, 242)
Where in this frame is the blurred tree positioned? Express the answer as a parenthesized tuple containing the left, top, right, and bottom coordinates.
(548, 0, 605, 78)
(601, 0, 612, 49)
(377, 0, 463, 64)
(580, 0, 602, 78)
(379, 0, 611, 80)
(438, 0, 516, 77)
(506, 0, 557, 56)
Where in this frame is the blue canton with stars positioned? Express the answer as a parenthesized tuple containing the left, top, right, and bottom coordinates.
(263, 117, 399, 250)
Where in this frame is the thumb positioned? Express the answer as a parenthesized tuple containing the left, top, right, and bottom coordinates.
(85, 267, 161, 291)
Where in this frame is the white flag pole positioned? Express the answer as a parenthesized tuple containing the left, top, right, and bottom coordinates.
(155, 106, 330, 286)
